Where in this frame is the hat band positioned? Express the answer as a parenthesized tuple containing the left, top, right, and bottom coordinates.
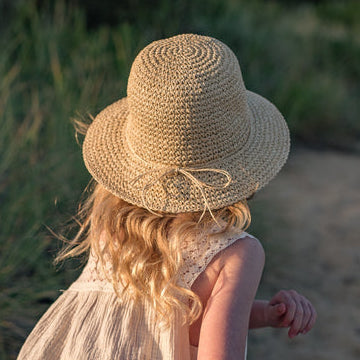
(130, 166, 232, 223)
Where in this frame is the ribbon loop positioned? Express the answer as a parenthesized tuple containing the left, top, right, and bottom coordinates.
(130, 166, 233, 224)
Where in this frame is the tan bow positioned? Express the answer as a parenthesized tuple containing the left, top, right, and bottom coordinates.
(130, 166, 232, 224)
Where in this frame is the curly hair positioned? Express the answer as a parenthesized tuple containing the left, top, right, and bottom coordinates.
(55, 120, 252, 328)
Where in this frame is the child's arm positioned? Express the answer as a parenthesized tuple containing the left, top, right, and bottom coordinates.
(249, 290, 317, 338)
(197, 237, 265, 360)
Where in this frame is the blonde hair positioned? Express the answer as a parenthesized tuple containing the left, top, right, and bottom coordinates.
(56, 119, 252, 328)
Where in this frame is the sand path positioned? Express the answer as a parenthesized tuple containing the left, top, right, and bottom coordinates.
(247, 146, 360, 359)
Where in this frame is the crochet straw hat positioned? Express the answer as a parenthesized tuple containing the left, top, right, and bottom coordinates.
(83, 34, 290, 215)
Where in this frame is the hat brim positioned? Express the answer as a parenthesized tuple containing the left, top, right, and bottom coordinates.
(83, 90, 290, 213)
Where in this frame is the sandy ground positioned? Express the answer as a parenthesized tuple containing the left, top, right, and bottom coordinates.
(247, 146, 360, 360)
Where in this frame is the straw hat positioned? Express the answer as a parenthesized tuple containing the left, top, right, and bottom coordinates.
(83, 34, 290, 215)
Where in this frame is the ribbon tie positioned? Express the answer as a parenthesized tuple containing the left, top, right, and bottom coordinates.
(130, 167, 232, 224)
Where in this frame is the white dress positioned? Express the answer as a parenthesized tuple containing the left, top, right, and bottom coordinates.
(17, 227, 253, 359)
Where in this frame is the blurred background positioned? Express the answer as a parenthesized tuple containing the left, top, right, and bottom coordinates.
(0, 0, 359, 359)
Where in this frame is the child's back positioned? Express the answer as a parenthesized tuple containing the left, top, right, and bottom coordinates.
(18, 215, 262, 360)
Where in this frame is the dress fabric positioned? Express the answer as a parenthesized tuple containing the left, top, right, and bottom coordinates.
(17, 227, 254, 360)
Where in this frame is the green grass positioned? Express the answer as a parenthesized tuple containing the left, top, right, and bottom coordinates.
(0, 3, 142, 357)
(1, 0, 359, 358)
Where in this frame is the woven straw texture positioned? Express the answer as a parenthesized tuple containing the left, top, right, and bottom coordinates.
(83, 34, 290, 213)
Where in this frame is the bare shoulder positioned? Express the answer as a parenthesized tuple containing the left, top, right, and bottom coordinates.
(212, 234, 265, 295)
(191, 233, 265, 294)
(219, 234, 265, 268)
(207, 233, 265, 277)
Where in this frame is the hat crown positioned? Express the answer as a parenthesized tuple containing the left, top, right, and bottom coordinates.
(126, 34, 252, 166)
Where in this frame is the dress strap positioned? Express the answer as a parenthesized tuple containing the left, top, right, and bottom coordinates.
(178, 226, 256, 289)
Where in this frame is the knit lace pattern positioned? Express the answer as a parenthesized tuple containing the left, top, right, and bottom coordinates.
(68, 227, 255, 293)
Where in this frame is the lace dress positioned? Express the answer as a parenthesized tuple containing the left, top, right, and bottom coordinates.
(17, 227, 254, 360)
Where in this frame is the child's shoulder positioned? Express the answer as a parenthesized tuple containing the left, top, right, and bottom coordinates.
(180, 224, 264, 290)
(191, 228, 264, 290)
(223, 230, 264, 260)
(208, 229, 265, 274)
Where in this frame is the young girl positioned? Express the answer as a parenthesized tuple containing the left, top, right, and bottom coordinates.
(18, 34, 316, 360)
